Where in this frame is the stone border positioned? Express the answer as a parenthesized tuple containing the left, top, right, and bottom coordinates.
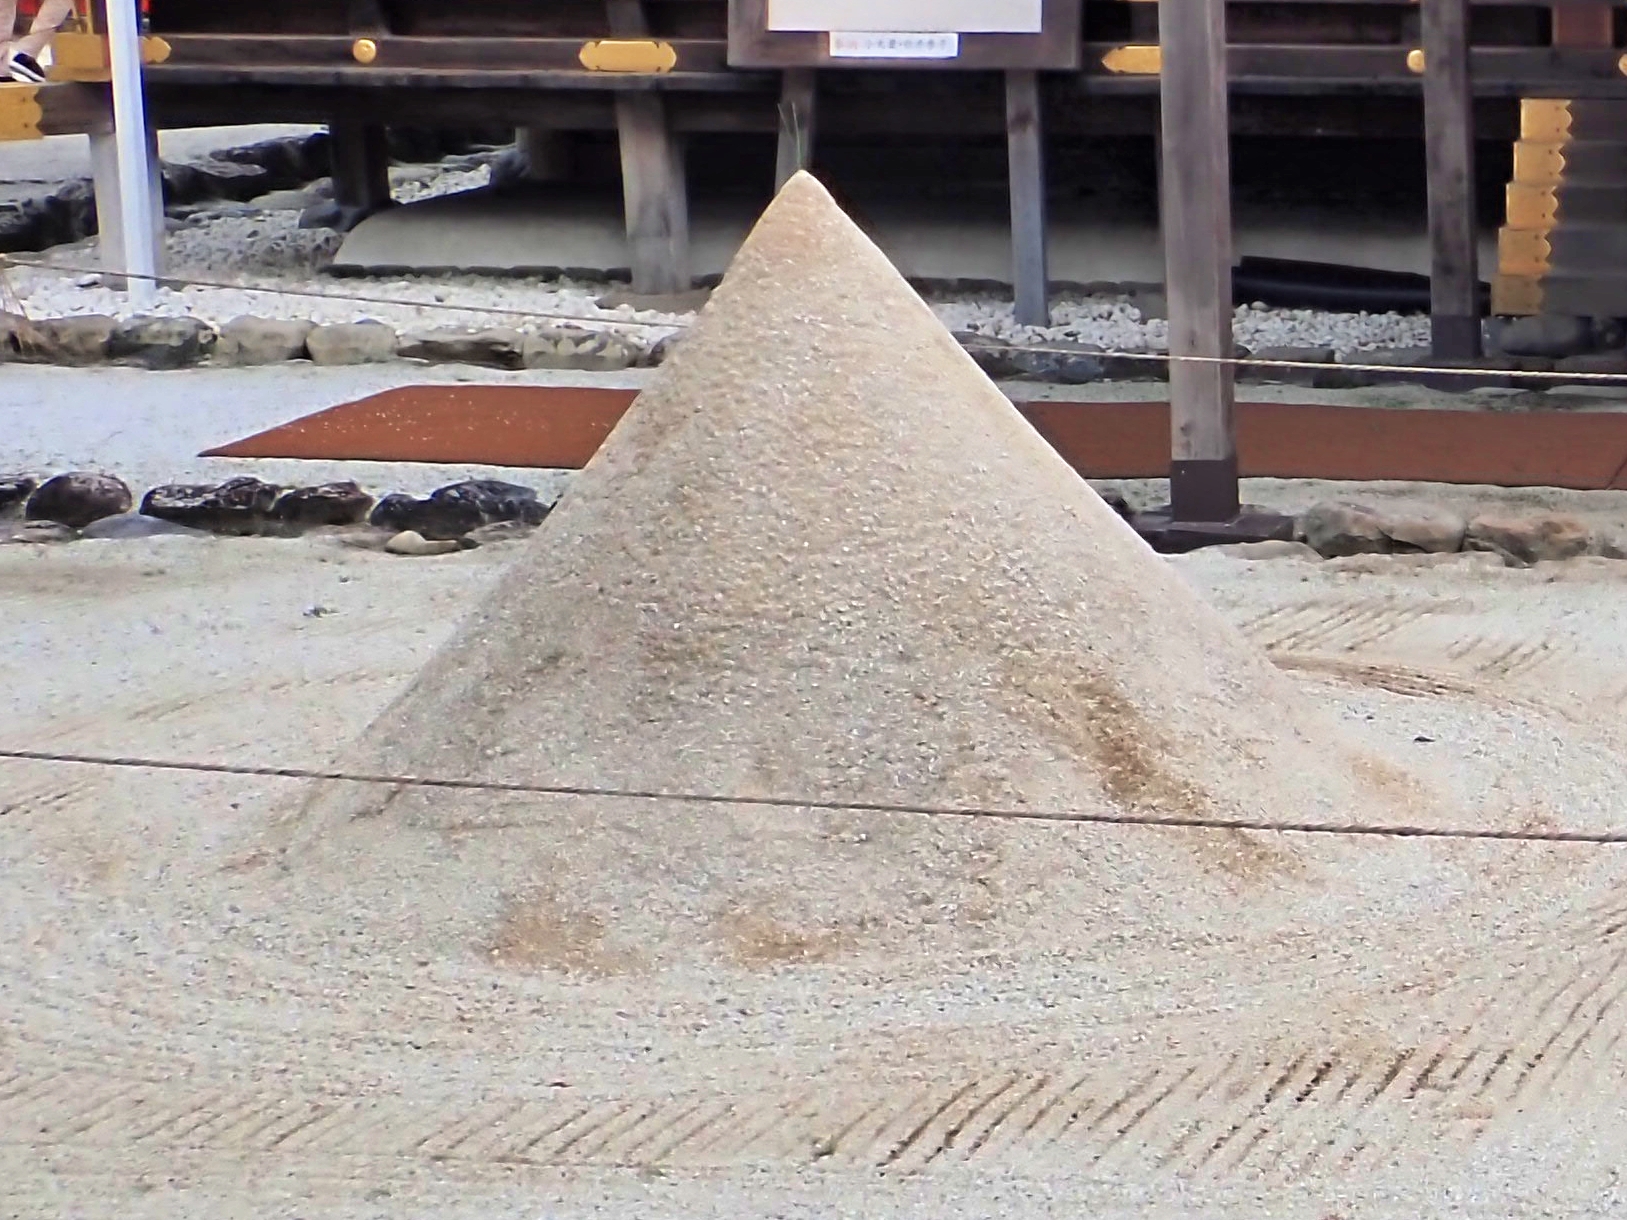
(7, 471, 1624, 567)
(961, 333, 1627, 393)
(1, 472, 555, 555)
(8, 314, 1627, 389)
(0, 313, 659, 371)
(1287, 500, 1626, 565)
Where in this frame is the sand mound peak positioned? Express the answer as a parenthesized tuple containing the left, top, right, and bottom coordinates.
(286, 174, 1422, 969)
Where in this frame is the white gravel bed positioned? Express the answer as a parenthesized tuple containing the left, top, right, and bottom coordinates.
(938, 292, 1432, 356)
(0, 157, 1431, 359)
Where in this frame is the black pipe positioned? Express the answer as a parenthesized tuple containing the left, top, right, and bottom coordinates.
(1232, 256, 1490, 315)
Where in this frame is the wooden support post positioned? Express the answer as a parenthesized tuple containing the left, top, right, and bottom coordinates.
(1422, 0, 1482, 359)
(609, 0, 690, 293)
(329, 119, 392, 227)
(775, 68, 817, 191)
(1157, 0, 1238, 523)
(1006, 70, 1051, 328)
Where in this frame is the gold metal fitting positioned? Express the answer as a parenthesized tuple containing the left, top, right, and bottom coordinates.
(352, 38, 379, 65)
(1100, 45, 1161, 75)
(578, 39, 678, 73)
(1406, 48, 1425, 74)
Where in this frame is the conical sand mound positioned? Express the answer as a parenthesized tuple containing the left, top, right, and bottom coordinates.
(288, 173, 1424, 970)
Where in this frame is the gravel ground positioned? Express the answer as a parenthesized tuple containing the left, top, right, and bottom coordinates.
(0, 147, 1430, 358)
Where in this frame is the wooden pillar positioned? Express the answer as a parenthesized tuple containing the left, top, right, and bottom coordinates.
(1157, 0, 1238, 523)
(1006, 70, 1051, 327)
(1421, 0, 1482, 358)
(609, 0, 690, 293)
(775, 68, 817, 191)
(329, 119, 392, 221)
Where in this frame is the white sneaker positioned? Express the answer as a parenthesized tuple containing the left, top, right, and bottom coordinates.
(6, 52, 47, 84)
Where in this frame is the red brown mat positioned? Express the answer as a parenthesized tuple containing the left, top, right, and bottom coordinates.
(204, 385, 1627, 491)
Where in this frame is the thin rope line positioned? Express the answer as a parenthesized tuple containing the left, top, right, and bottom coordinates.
(9, 252, 1627, 385)
(0, 745, 1615, 846)
(0, 254, 697, 332)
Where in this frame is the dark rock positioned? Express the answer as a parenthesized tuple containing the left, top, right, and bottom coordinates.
(369, 493, 482, 540)
(1349, 347, 1516, 391)
(370, 480, 548, 540)
(26, 472, 133, 527)
(1465, 512, 1592, 564)
(431, 479, 549, 526)
(275, 482, 374, 527)
(0, 473, 38, 515)
(1003, 341, 1107, 385)
(109, 316, 217, 370)
(184, 158, 272, 200)
(398, 328, 526, 370)
(1553, 350, 1627, 379)
(141, 477, 284, 534)
(1299, 501, 1391, 558)
(30, 315, 117, 366)
(81, 513, 209, 539)
(1497, 314, 1594, 359)
(214, 317, 313, 366)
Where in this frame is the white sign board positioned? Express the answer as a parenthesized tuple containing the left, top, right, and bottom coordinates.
(766, 0, 1043, 34)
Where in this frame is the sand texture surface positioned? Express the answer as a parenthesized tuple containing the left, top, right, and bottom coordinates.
(6, 177, 1627, 1217)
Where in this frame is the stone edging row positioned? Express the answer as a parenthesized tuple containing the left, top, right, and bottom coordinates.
(10, 313, 1617, 389)
(0, 313, 654, 371)
(9, 471, 1623, 571)
(1286, 500, 1626, 565)
(2, 471, 552, 556)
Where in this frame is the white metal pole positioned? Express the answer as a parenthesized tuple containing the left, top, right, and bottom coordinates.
(104, 0, 158, 306)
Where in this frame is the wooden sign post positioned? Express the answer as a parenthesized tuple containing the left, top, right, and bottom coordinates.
(730, 0, 1081, 326)
(1133, 0, 1291, 549)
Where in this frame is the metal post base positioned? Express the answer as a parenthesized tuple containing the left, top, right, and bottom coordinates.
(1129, 506, 1297, 554)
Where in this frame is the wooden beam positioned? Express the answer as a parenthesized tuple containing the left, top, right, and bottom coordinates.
(774, 68, 817, 190)
(609, 0, 690, 293)
(1158, 0, 1238, 523)
(1422, 0, 1483, 358)
(1005, 70, 1051, 327)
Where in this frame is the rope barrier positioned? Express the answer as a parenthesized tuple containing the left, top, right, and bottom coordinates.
(9, 253, 1627, 385)
(0, 745, 1616, 847)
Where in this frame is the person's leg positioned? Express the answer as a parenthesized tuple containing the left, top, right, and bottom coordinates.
(15, 0, 75, 58)
(0, 0, 20, 52)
